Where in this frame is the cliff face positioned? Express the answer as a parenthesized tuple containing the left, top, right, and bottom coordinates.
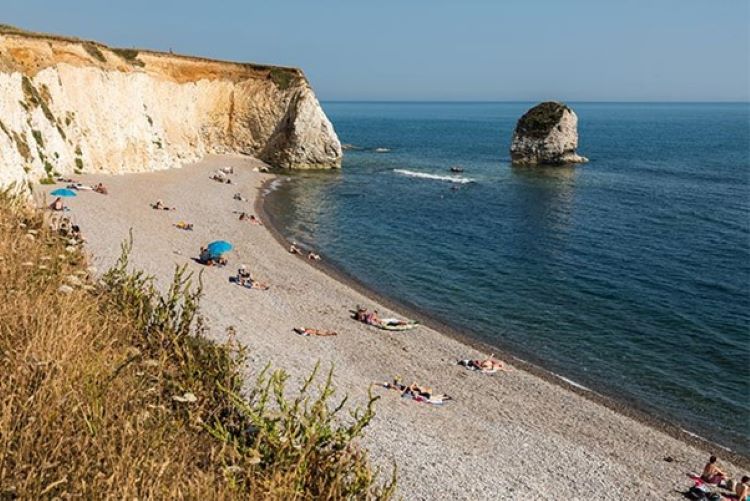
(510, 102, 587, 166)
(0, 29, 341, 188)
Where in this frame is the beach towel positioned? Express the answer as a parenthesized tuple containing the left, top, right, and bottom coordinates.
(374, 320, 419, 331)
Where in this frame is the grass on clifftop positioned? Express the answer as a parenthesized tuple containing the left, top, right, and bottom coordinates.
(0, 191, 395, 499)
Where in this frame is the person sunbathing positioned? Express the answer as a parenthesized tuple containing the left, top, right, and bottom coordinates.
(49, 197, 64, 211)
(239, 213, 263, 225)
(233, 193, 246, 201)
(249, 280, 270, 290)
(67, 182, 92, 191)
(702, 456, 728, 485)
(151, 200, 175, 211)
(93, 183, 108, 195)
(363, 310, 380, 325)
(237, 265, 252, 286)
(468, 355, 510, 372)
(174, 221, 193, 231)
(307, 251, 321, 261)
(210, 172, 232, 184)
(381, 379, 451, 403)
(294, 327, 337, 337)
(289, 242, 302, 255)
(381, 379, 407, 392)
(354, 306, 368, 322)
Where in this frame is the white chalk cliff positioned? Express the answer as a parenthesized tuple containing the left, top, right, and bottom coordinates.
(510, 102, 588, 166)
(0, 27, 341, 189)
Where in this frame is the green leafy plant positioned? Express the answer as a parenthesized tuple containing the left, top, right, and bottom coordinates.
(269, 68, 297, 91)
(83, 42, 107, 63)
(0, 209, 396, 499)
(112, 48, 145, 67)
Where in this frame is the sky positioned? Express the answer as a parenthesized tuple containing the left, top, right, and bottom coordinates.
(3, 0, 749, 101)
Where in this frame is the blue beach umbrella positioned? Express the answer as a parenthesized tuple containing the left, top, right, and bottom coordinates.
(207, 240, 233, 257)
(50, 188, 77, 198)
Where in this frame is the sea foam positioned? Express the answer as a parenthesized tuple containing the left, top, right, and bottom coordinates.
(393, 169, 476, 184)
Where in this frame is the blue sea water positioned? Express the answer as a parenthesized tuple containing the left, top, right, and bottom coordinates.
(265, 102, 750, 454)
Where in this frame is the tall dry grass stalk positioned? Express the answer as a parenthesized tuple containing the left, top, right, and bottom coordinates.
(0, 190, 395, 499)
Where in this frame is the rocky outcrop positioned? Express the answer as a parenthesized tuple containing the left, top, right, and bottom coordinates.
(510, 102, 587, 166)
(0, 27, 341, 189)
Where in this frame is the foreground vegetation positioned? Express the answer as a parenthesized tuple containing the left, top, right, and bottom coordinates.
(0, 192, 395, 499)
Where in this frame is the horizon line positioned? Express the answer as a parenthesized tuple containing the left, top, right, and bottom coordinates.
(321, 99, 750, 105)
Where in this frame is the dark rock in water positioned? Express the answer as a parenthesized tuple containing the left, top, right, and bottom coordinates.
(510, 101, 588, 166)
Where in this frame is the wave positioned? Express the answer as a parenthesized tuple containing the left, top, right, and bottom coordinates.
(262, 178, 286, 196)
(393, 169, 476, 184)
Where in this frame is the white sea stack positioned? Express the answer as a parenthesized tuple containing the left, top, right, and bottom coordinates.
(510, 101, 588, 166)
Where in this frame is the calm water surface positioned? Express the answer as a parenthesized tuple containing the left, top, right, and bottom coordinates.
(265, 102, 750, 454)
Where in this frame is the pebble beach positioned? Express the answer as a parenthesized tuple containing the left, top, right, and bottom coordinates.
(43, 154, 747, 500)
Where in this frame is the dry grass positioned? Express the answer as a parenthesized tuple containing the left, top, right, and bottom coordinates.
(0, 191, 395, 499)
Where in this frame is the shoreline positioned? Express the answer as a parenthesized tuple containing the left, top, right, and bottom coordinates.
(256, 174, 750, 469)
(58, 155, 748, 498)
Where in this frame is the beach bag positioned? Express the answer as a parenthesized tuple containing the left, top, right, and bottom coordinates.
(686, 484, 720, 500)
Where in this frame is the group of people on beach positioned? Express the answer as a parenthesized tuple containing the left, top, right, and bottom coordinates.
(235, 264, 270, 290)
(353, 306, 411, 328)
(198, 246, 227, 267)
(380, 378, 452, 405)
(210, 166, 234, 184)
(289, 242, 321, 261)
(49, 214, 84, 244)
(57, 177, 109, 195)
(686, 455, 749, 500)
(151, 199, 176, 211)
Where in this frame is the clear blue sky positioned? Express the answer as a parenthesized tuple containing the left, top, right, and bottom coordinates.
(4, 0, 748, 101)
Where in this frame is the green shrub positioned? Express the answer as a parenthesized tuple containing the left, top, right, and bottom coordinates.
(0, 208, 396, 499)
(12, 131, 32, 161)
(21, 77, 55, 123)
(83, 42, 107, 63)
(269, 68, 297, 91)
(31, 129, 44, 148)
(112, 48, 145, 67)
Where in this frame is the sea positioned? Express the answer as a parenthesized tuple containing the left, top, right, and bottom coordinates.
(264, 102, 750, 455)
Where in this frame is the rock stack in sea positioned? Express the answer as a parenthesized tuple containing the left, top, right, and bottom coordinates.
(510, 101, 588, 166)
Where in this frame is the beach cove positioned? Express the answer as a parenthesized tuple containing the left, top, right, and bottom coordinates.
(45, 154, 747, 499)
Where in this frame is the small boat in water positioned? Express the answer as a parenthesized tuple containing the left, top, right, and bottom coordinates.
(450, 166, 464, 173)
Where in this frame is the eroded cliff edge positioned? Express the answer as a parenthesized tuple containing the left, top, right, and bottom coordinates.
(0, 27, 341, 188)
